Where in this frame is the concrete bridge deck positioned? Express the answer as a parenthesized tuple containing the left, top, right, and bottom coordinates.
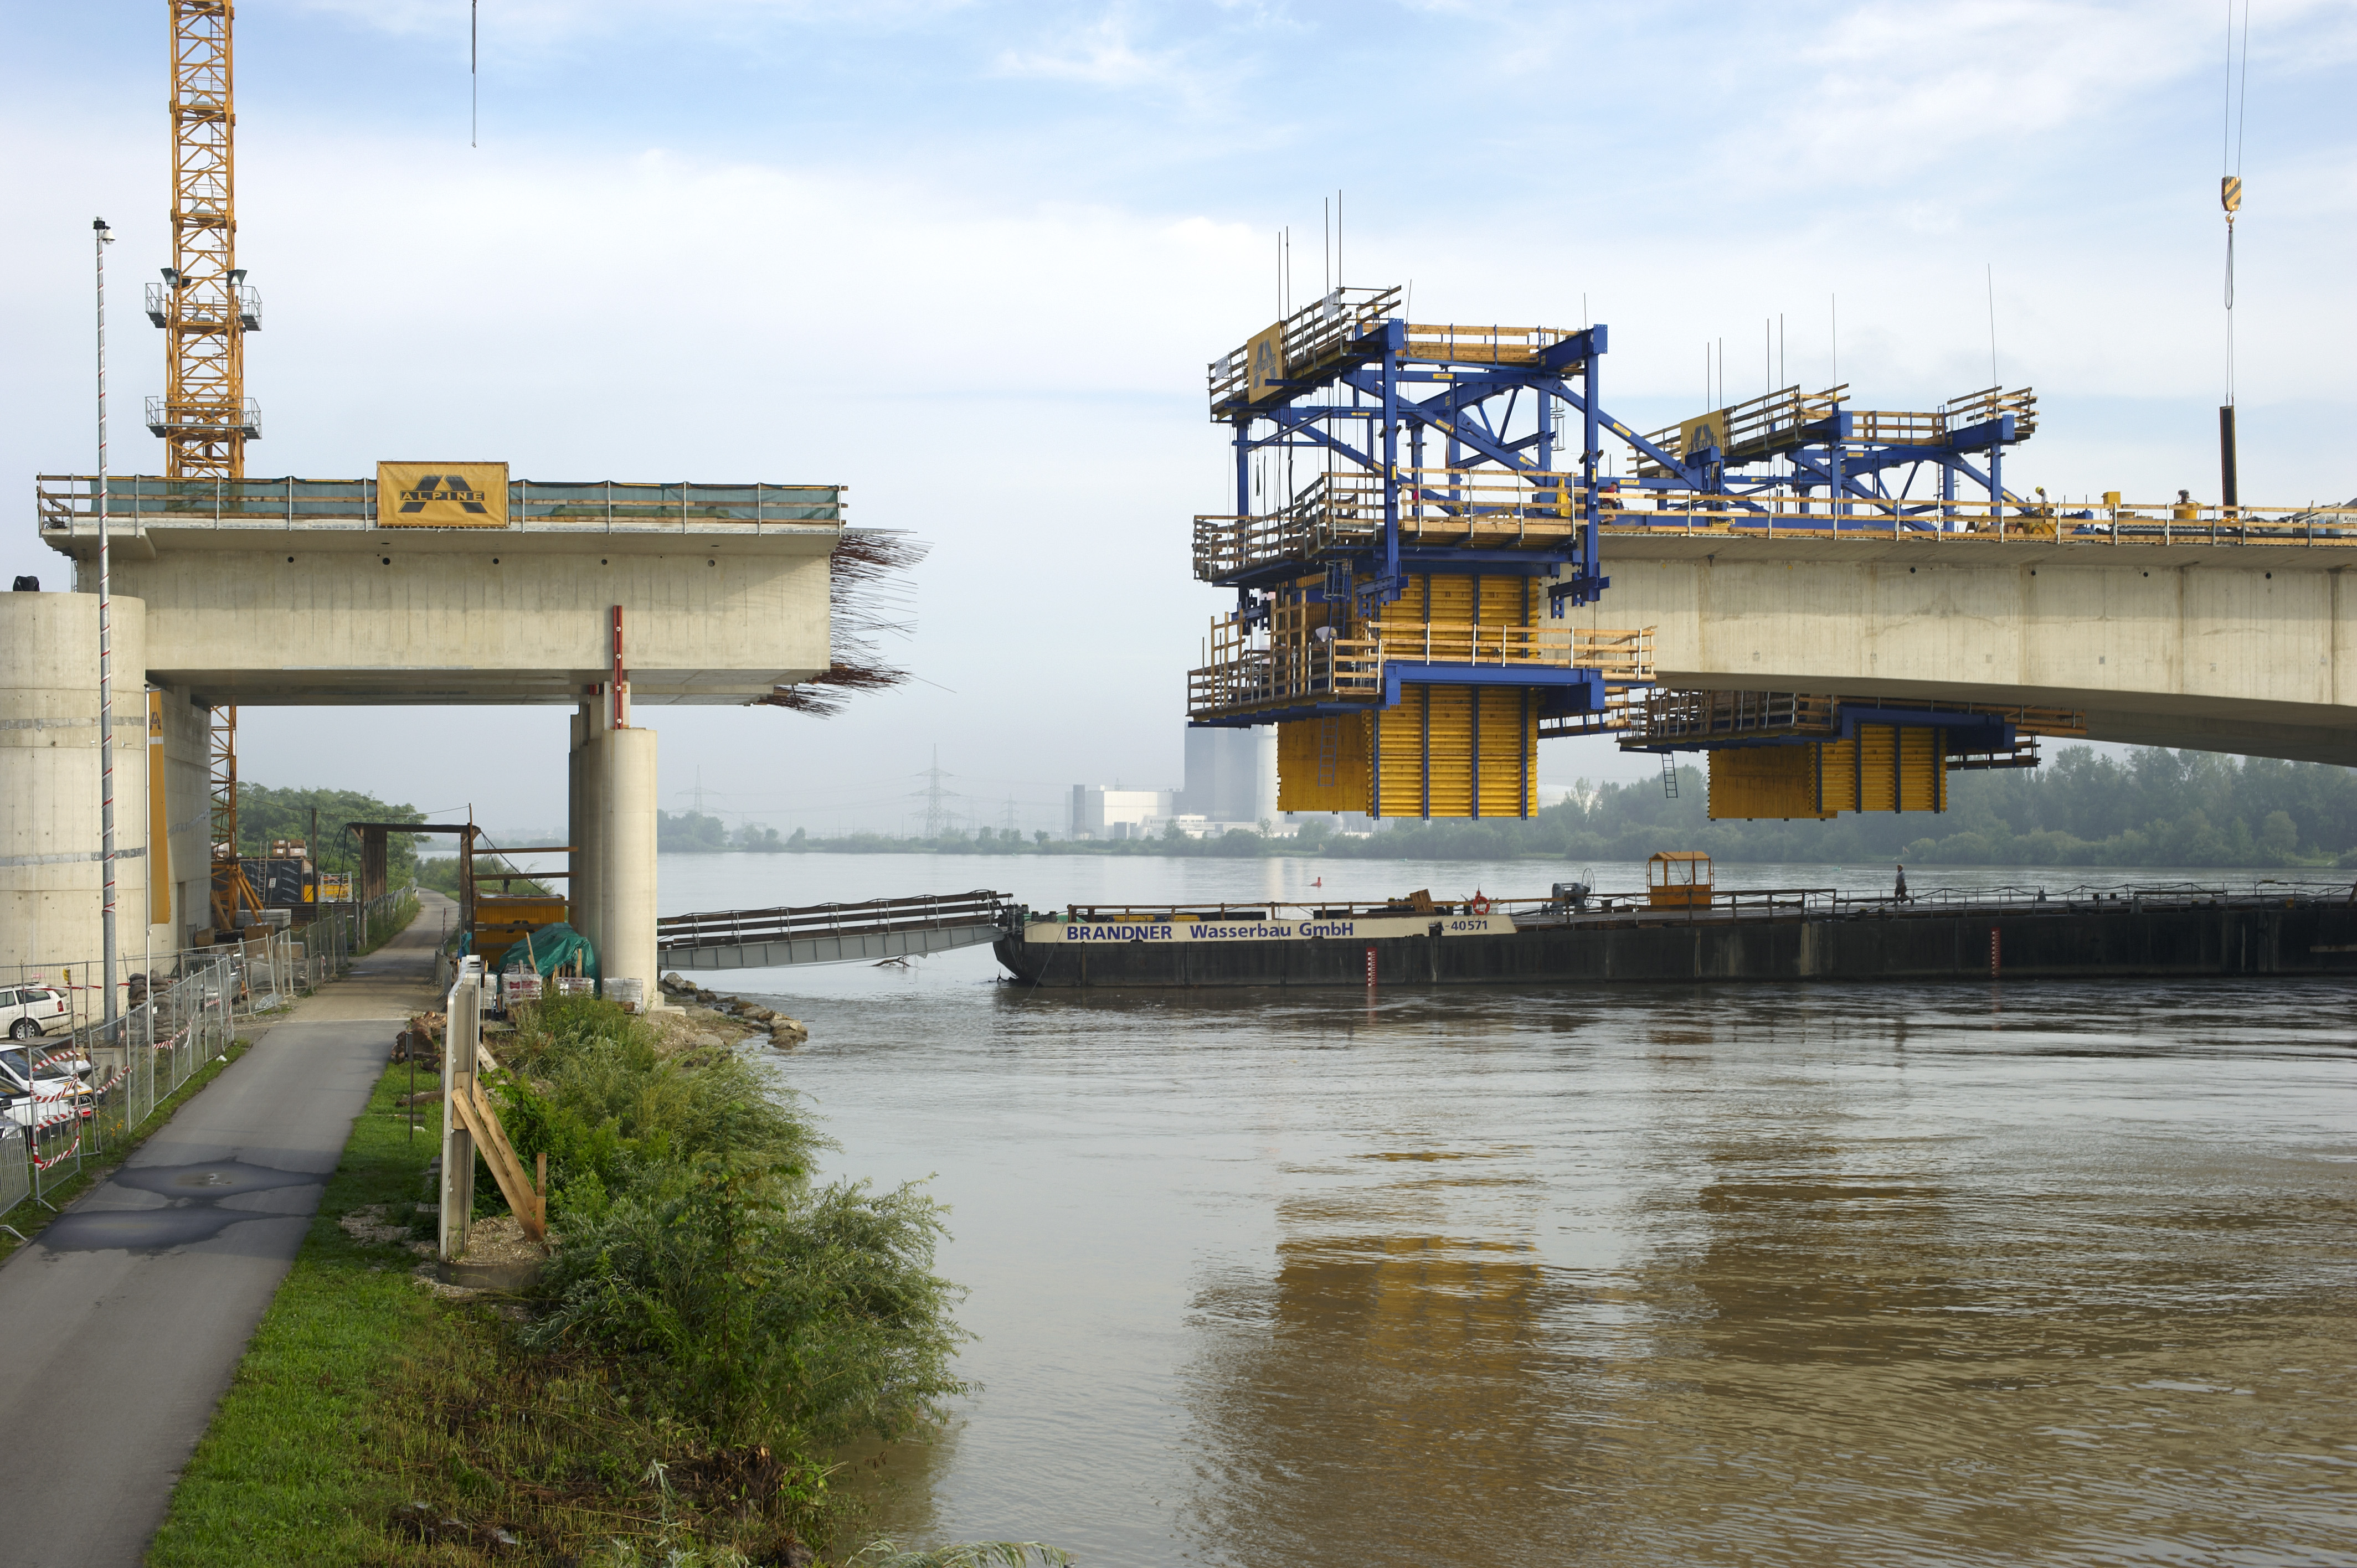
(1572, 525, 2357, 766)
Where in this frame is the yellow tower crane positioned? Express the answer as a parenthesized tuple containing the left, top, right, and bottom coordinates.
(146, 2, 264, 933)
(146, 0, 258, 482)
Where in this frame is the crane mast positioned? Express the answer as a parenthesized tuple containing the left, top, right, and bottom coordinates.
(148, 2, 265, 933)
(147, 0, 258, 481)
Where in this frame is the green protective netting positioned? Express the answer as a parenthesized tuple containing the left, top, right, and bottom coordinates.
(495, 921, 599, 982)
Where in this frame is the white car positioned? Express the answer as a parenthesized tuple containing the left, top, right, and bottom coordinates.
(2, 984, 70, 1041)
(0, 1044, 91, 1128)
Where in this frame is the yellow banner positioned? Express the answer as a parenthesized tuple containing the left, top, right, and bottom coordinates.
(1246, 323, 1286, 403)
(1679, 411, 1730, 460)
(147, 689, 171, 924)
(377, 462, 511, 527)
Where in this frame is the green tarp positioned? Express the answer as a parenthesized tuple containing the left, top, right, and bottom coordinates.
(495, 921, 599, 982)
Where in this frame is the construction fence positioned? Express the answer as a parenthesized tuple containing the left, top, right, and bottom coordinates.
(1, 887, 417, 1236)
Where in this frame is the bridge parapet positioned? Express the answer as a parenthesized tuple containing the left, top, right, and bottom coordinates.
(35, 474, 843, 545)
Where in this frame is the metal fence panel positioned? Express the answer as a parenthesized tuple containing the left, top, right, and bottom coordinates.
(1, 895, 416, 1224)
(0, 1125, 27, 1231)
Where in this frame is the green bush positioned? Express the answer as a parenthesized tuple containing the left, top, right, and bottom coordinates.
(498, 996, 819, 1198)
(527, 1171, 970, 1450)
(492, 996, 969, 1465)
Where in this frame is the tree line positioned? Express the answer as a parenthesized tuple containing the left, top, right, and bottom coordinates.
(738, 747, 2357, 868)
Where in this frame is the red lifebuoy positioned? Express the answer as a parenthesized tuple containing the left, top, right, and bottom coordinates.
(1468, 893, 1492, 916)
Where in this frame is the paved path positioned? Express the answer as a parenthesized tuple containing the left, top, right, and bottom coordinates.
(0, 894, 450, 1568)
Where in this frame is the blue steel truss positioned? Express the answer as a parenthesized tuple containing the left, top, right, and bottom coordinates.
(1191, 289, 2040, 734)
(1205, 298, 1615, 623)
(1619, 380, 2039, 525)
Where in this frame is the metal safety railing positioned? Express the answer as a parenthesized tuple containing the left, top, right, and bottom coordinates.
(1598, 489, 2357, 543)
(1635, 385, 2040, 472)
(1188, 610, 1651, 719)
(1206, 287, 1403, 411)
(1192, 475, 2357, 569)
(33, 475, 845, 537)
(1205, 292, 1593, 414)
(1194, 467, 1593, 581)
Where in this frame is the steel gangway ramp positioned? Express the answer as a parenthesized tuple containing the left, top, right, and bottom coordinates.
(655, 890, 1013, 972)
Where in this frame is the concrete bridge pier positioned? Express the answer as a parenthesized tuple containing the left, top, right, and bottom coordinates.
(570, 690, 658, 1006)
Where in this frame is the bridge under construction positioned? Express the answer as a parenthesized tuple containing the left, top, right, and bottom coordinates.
(1187, 290, 2354, 821)
(9, 0, 2356, 1020)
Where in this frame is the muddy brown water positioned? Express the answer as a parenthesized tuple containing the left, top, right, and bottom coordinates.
(649, 854, 2357, 1566)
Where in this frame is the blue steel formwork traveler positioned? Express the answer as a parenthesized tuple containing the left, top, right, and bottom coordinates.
(1185, 285, 2063, 822)
(1188, 290, 1656, 818)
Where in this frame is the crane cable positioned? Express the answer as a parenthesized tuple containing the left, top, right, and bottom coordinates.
(2221, 1, 2250, 403)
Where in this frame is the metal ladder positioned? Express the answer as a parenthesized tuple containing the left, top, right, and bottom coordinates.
(1660, 750, 1680, 798)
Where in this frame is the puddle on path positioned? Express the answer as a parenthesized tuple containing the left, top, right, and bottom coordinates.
(40, 1160, 322, 1253)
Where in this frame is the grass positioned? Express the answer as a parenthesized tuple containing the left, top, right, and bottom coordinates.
(145, 1058, 443, 1566)
(146, 997, 1057, 1567)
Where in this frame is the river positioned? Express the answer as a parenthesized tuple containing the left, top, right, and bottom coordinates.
(656, 852, 2357, 1566)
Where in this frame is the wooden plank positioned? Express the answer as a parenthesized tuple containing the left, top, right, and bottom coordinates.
(452, 1078, 547, 1246)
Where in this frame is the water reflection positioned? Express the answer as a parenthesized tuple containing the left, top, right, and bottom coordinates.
(1182, 1190, 1593, 1562)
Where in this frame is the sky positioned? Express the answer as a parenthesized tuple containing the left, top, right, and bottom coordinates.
(4, 0, 2353, 838)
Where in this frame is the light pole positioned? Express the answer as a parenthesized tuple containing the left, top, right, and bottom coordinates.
(95, 216, 119, 1034)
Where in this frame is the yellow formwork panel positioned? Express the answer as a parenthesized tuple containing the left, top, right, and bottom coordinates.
(1396, 575, 1532, 625)
(1377, 694, 1429, 816)
(1825, 726, 1945, 814)
(474, 894, 572, 970)
(1858, 725, 1898, 812)
(1709, 726, 1952, 821)
(1424, 573, 1475, 625)
(1476, 688, 1537, 817)
(1479, 575, 1531, 627)
(1818, 736, 1859, 813)
(1425, 686, 1476, 816)
(1367, 685, 1537, 819)
(1707, 746, 1830, 821)
(1909, 728, 1947, 813)
(1276, 715, 1373, 813)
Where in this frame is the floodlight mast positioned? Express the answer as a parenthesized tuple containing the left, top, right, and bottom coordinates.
(96, 218, 120, 1029)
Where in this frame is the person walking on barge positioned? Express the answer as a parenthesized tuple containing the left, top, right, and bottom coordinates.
(1894, 864, 1910, 903)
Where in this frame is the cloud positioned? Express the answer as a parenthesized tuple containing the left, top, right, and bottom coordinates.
(994, 17, 1175, 86)
(287, 0, 972, 39)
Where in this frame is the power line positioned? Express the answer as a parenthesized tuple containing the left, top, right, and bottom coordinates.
(912, 745, 959, 839)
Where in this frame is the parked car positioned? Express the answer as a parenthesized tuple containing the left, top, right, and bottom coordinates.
(2, 984, 71, 1040)
(0, 1044, 92, 1124)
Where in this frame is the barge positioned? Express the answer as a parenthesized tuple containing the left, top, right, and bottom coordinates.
(992, 881, 2357, 989)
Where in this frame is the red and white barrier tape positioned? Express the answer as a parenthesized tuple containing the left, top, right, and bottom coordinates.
(32, 1128, 83, 1170)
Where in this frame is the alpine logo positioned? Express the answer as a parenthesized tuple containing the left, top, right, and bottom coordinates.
(398, 475, 490, 514)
